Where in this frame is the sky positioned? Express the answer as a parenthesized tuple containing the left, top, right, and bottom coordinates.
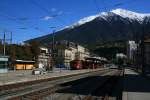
(0, 0, 150, 43)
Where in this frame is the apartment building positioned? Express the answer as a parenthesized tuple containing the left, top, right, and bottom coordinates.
(38, 46, 51, 70)
(127, 40, 137, 61)
(143, 39, 150, 66)
(53, 40, 90, 68)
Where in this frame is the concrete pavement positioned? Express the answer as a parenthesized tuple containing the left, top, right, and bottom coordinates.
(0, 68, 105, 86)
(123, 68, 150, 100)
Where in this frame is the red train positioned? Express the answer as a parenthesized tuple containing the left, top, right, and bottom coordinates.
(70, 60, 83, 70)
(70, 59, 102, 70)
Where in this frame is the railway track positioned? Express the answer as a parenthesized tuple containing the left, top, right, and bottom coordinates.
(8, 69, 122, 100)
(0, 69, 112, 100)
(47, 69, 122, 100)
(83, 70, 123, 100)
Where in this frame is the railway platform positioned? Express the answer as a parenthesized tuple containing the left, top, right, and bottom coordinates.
(0, 68, 105, 86)
(123, 68, 150, 100)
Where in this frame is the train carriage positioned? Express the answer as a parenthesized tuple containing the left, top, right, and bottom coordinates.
(70, 60, 83, 70)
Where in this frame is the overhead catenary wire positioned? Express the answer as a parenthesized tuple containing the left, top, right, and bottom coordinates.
(29, 0, 67, 26)
(101, 0, 108, 12)
(0, 12, 44, 21)
(114, 0, 139, 8)
(92, 0, 139, 14)
(93, 0, 108, 13)
(0, 10, 49, 34)
(0, 3, 59, 34)
(93, 0, 101, 13)
(0, 11, 31, 30)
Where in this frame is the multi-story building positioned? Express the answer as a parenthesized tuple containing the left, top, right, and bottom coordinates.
(38, 46, 51, 70)
(143, 39, 150, 67)
(132, 38, 150, 72)
(127, 41, 137, 62)
(52, 40, 90, 68)
(26, 40, 90, 69)
(76, 45, 90, 60)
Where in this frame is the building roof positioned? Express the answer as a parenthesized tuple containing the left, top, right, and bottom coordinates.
(0, 56, 9, 61)
(15, 60, 35, 63)
(0, 55, 9, 58)
(85, 57, 107, 61)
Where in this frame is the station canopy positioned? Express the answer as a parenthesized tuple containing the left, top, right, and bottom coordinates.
(85, 57, 107, 62)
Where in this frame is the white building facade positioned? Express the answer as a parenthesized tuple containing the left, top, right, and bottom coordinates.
(127, 41, 137, 61)
(38, 46, 51, 69)
(53, 40, 90, 68)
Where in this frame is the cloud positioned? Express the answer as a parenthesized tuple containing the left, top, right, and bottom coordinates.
(51, 8, 57, 12)
(43, 16, 53, 21)
(57, 11, 63, 15)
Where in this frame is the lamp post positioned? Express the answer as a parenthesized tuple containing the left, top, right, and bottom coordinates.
(49, 27, 56, 72)
(141, 24, 145, 75)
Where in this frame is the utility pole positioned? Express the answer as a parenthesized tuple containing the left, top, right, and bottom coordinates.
(141, 24, 145, 75)
(10, 32, 12, 46)
(52, 29, 55, 71)
(3, 31, 6, 56)
(49, 27, 56, 72)
(2, 31, 12, 56)
(52, 30, 55, 52)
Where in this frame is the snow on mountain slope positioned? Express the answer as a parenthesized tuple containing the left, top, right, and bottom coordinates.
(66, 8, 150, 29)
(65, 14, 100, 29)
(111, 8, 150, 21)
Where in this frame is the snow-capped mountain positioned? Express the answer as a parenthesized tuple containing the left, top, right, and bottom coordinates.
(65, 15, 100, 29)
(27, 8, 150, 48)
(67, 8, 150, 29)
(111, 9, 150, 21)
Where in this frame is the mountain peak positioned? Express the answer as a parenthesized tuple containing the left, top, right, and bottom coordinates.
(111, 8, 150, 21)
(66, 8, 150, 29)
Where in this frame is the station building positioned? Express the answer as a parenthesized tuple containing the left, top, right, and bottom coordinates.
(0, 55, 10, 73)
(13, 60, 35, 70)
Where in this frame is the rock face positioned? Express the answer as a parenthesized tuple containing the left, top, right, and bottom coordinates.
(27, 9, 150, 46)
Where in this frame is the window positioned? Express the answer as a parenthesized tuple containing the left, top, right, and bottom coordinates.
(41, 50, 46, 54)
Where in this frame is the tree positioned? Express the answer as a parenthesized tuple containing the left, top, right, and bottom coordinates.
(23, 45, 33, 60)
(30, 41, 40, 68)
(0, 41, 3, 55)
(10, 44, 17, 60)
(15, 45, 24, 59)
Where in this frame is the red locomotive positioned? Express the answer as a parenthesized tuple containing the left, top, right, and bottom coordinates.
(70, 60, 83, 70)
(70, 58, 102, 70)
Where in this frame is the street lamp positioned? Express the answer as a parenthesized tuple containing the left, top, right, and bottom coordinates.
(49, 27, 56, 72)
(141, 24, 145, 75)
